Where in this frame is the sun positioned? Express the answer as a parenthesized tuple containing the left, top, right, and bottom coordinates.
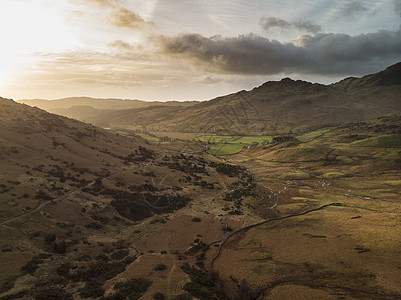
(0, 0, 76, 86)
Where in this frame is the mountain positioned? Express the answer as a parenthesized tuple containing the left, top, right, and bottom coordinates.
(148, 62, 401, 135)
(18, 97, 197, 124)
(28, 62, 400, 136)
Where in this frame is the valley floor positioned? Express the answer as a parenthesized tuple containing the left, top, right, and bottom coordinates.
(1, 115, 401, 299)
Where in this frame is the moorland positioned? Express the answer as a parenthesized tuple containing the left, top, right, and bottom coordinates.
(0, 62, 400, 299)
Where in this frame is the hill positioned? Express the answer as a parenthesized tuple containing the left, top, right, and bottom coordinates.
(19, 97, 197, 124)
(0, 97, 258, 299)
(207, 115, 401, 299)
(31, 62, 400, 136)
(149, 62, 401, 135)
(19, 62, 401, 136)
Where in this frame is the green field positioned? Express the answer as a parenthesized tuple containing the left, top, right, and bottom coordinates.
(352, 134, 401, 148)
(195, 134, 272, 144)
(297, 127, 333, 142)
(136, 132, 160, 142)
(207, 143, 246, 156)
(194, 134, 272, 156)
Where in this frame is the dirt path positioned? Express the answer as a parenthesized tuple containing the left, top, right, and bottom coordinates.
(208, 202, 345, 272)
(0, 165, 133, 227)
(0, 180, 96, 227)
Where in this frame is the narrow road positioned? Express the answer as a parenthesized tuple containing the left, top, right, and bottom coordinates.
(209, 215, 229, 247)
(208, 202, 344, 271)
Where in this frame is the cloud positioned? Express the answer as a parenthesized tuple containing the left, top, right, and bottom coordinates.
(199, 76, 222, 85)
(158, 33, 312, 74)
(82, 0, 120, 7)
(109, 7, 145, 29)
(293, 21, 321, 34)
(158, 29, 401, 76)
(342, 1, 368, 17)
(108, 40, 135, 51)
(395, 0, 401, 16)
(259, 17, 321, 33)
(259, 17, 291, 30)
(75, 1, 149, 31)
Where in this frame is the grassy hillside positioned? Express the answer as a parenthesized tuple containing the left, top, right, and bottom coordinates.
(156, 62, 401, 135)
(206, 115, 401, 299)
(0, 97, 260, 299)
(19, 97, 197, 125)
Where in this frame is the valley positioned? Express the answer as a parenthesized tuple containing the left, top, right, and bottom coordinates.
(1, 62, 401, 299)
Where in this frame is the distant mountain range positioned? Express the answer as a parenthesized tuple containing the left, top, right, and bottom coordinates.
(20, 62, 401, 135)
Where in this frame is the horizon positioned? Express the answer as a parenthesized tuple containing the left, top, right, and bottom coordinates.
(1, 0, 401, 101)
(16, 61, 399, 103)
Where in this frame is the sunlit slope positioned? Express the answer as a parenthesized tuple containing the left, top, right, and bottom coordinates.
(211, 115, 401, 299)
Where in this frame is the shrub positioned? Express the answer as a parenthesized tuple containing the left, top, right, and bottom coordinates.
(56, 263, 71, 277)
(154, 264, 167, 271)
(0, 276, 17, 293)
(111, 250, 129, 260)
(85, 222, 102, 230)
(53, 240, 67, 254)
(191, 217, 201, 222)
(21, 257, 43, 275)
(79, 281, 104, 299)
(44, 233, 56, 244)
(153, 292, 166, 300)
(112, 278, 152, 299)
(34, 287, 73, 300)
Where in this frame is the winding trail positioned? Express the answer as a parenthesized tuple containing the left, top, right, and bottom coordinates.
(208, 202, 345, 272)
(0, 181, 96, 227)
(0, 167, 128, 227)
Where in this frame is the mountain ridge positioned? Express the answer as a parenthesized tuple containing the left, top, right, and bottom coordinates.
(18, 62, 401, 135)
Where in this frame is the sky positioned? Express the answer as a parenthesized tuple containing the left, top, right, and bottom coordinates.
(1, 0, 401, 101)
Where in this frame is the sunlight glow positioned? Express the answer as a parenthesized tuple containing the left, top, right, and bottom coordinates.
(0, 1, 76, 85)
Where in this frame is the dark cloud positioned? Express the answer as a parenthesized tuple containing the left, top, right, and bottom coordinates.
(259, 17, 291, 30)
(342, 1, 368, 17)
(158, 33, 312, 74)
(395, 0, 401, 16)
(158, 29, 401, 76)
(109, 7, 145, 29)
(259, 16, 321, 33)
(293, 21, 321, 34)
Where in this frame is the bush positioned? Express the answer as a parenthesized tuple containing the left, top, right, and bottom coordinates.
(191, 217, 201, 222)
(21, 257, 43, 275)
(34, 287, 73, 300)
(154, 264, 167, 271)
(56, 263, 71, 277)
(53, 240, 67, 254)
(111, 250, 129, 260)
(72, 261, 127, 284)
(153, 292, 166, 300)
(112, 278, 152, 299)
(85, 222, 102, 229)
(44, 233, 56, 244)
(0, 276, 17, 293)
(79, 281, 104, 299)
(34, 191, 52, 201)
